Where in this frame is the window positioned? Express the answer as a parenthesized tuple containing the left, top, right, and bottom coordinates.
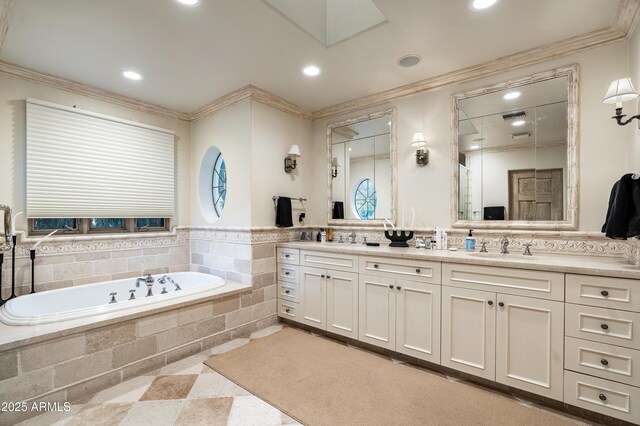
(29, 218, 170, 235)
(212, 153, 227, 217)
(90, 218, 124, 230)
(353, 178, 377, 219)
(33, 219, 77, 232)
(136, 218, 166, 229)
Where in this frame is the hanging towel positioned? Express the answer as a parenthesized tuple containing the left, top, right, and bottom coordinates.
(602, 174, 640, 239)
(275, 197, 293, 227)
(332, 201, 344, 219)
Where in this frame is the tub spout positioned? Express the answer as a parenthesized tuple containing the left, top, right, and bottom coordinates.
(136, 274, 155, 297)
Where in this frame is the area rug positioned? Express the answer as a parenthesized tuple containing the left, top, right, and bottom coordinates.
(204, 328, 575, 426)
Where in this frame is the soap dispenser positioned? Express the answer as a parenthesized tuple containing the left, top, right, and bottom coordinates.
(465, 230, 476, 251)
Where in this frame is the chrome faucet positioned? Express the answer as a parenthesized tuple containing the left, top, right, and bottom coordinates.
(136, 274, 155, 297)
(158, 275, 181, 291)
(500, 236, 509, 254)
(348, 232, 356, 244)
(523, 243, 533, 256)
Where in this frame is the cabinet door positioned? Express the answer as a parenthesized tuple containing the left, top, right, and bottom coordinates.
(441, 286, 495, 380)
(299, 266, 326, 330)
(326, 270, 359, 339)
(358, 274, 396, 350)
(395, 280, 440, 363)
(495, 294, 564, 400)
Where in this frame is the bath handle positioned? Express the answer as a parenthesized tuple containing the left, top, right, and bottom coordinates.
(109, 292, 117, 304)
(129, 289, 136, 300)
(161, 287, 168, 294)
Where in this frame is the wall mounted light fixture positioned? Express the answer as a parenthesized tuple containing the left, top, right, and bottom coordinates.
(411, 132, 429, 165)
(331, 157, 339, 178)
(603, 78, 640, 126)
(284, 145, 301, 173)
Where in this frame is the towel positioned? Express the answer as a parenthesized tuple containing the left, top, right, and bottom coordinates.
(332, 201, 344, 219)
(602, 174, 640, 239)
(275, 197, 293, 227)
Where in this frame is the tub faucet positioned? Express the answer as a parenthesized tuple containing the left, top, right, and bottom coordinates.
(500, 236, 509, 254)
(158, 275, 181, 291)
(136, 274, 155, 297)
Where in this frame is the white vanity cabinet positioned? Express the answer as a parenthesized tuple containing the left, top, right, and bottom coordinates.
(441, 263, 565, 400)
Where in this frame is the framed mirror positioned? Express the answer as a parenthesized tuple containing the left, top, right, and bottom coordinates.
(327, 108, 397, 226)
(451, 65, 578, 230)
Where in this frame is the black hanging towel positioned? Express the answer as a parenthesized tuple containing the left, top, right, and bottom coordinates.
(602, 173, 640, 239)
(332, 201, 344, 219)
(275, 196, 293, 227)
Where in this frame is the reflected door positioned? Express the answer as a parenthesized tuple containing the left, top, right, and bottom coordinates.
(508, 168, 563, 220)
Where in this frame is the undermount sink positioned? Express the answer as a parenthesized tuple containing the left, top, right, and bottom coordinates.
(468, 252, 539, 261)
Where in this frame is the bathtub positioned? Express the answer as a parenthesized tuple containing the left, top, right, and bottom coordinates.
(0, 272, 226, 326)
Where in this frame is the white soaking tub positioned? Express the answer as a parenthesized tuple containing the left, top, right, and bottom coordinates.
(0, 272, 226, 326)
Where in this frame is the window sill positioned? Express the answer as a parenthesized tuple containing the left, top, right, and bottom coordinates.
(18, 228, 182, 245)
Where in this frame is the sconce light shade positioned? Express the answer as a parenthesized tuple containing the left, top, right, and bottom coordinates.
(411, 132, 429, 166)
(410, 132, 427, 148)
(603, 78, 640, 127)
(285, 145, 301, 174)
(331, 157, 339, 167)
(331, 157, 339, 178)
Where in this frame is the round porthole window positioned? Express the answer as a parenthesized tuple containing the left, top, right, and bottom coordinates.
(199, 147, 227, 222)
(352, 178, 377, 220)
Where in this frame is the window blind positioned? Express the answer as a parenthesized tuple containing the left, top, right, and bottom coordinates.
(26, 98, 175, 218)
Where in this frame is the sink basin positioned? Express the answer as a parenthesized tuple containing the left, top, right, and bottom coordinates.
(468, 252, 539, 261)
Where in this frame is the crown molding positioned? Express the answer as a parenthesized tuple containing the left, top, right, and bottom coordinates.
(311, 1, 640, 121)
(0, 61, 190, 121)
(0, 0, 15, 54)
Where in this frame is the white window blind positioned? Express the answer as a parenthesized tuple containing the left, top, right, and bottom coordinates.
(26, 98, 175, 218)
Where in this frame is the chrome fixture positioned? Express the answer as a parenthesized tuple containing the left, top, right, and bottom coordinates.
(500, 236, 509, 254)
(158, 275, 181, 291)
(411, 132, 429, 166)
(129, 289, 136, 300)
(109, 292, 117, 304)
(479, 241, 488, 253)
(338, 235, 344, 244)
(415, 237, 426, 248)
(362, 236, 367, 245)
(0, 205, 11, 251)
(331, 157, 339, 178)
(348, 232, 357, 244)
(523, 243, 533, 256)
(136, 274, 155, 297)
(603, 78, 640, 126)
(161, 287, 168, 294)
(284, 145, 301, 173)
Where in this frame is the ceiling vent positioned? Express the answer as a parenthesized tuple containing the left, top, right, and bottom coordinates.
(502, 111, 526, 121)
(511, 132, 531, 140)
(398, 54, 422, 67)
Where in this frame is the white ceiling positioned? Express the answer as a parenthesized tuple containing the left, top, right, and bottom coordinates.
(0, 0, 621, 114)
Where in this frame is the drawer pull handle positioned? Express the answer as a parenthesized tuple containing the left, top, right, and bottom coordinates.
(285, 308, 290, 313)
(285, 271, 290, 275)
(326, 275, 331, 279)
(389, 285, 394, 289)
(600, 359, 609, 366)
(599, 393, 607, 402)
(321, 274, 325, 278)
(285, 254, 290, 258)
(415, 268, 421, 274)
(396, 286, 402, 290)
(487, 301, 493, 306)
(601, 290, 609, 297)
(374, 264, 379, 269)
(601, 323, 609, 330)
(498, 302, 505, 307)
(285, 290, 290, 294)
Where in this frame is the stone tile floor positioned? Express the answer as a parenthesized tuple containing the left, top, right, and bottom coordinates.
(18, 325, 301, 426)
(19, 324, 591, 426)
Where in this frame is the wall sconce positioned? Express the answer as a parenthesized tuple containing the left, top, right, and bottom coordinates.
(331, 157, 339, 178)
(411, 132, 429, 166)
(603, 78, 640, 126)
(284, 145, 301, 173)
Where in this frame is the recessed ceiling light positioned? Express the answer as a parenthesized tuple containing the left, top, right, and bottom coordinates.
(397, 54, 422, 68)
(303, 65, 321, 76)
(469, 145, 480, 150)
(503, 91, 521, 100)
(512, 120, 526, 127)
(348, 148, 352, 151)
(122, 70, 142, 81)
(176, 0, 199, 6)
(469, 0, 500, 11)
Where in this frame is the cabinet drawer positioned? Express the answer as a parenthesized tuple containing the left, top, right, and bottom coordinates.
(565, 337, 640, 387)
(442, 263, 564, 300)
(278, 282, 299, 303)
(277, 299, 299, 321)
(300, 250, 358, 272)
(277, 247, 299, 265)
(564, 371, 640, 424)
(359, 256, 441, 284)
(277, 264, 299, 284)
(565, 304, 640, 349)
(566, 274, 640, 312)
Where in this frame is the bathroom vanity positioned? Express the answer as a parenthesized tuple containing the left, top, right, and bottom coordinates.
(276, 242, 640, 423)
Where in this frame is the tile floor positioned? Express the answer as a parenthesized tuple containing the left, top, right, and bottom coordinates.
(20, 324, 590, 426)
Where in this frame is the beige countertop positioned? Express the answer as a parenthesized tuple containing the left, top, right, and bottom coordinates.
(278, 241, 640, 280)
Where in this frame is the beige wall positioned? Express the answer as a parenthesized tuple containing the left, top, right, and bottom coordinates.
(311, 40, 636, 232)
(0, 73, 192, 229)
(630, 24, 640, 171)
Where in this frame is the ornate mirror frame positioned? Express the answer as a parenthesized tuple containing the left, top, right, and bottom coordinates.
(451, 65, 579, 230)
(327, 108, 398, 226)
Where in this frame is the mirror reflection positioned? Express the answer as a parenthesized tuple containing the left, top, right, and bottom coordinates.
(331, 114, 391, 221)
(457, 76, 568, 222)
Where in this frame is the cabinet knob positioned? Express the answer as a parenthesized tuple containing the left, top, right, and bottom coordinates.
(599, 393, 607, 402)
(285, 254, 290, 258)
(487, 300, 494, 306)
(285, 308, 290, 313)
(285, 271, 290, 275)
(285, 290, 290, 294)
(601, 290, 609, 297)
(415, 268, 421, 274)
(374, 264, 379, 269)
(396, 286, 402, 290)
(326, 275, 331, 279)
(498, 302, 505, 307)
(601, 359, 609, 366)
(601, 323, 609, 330)
(321, 274, 325, 278)
(389, 285, 394, 289)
